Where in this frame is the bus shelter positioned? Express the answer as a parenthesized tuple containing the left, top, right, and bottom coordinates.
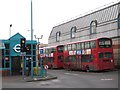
(0, 33, 37, 76)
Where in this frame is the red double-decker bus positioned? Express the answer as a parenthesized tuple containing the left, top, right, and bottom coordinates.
(42, 45, 64, 69)
(63, 37, 114, 71)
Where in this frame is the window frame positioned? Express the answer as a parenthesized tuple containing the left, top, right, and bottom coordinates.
(70, 26, 77, 38)
(118, 13, 120, 29)
(90, 20, 97, 34)
(56, 31, 61, 42)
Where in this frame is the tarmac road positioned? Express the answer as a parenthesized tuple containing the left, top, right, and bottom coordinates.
(2, 69, 118, 88)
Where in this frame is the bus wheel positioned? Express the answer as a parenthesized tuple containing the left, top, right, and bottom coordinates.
(86, 66, 90, 72)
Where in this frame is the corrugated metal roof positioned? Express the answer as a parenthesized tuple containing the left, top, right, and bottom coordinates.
(49, 2, 119, 37)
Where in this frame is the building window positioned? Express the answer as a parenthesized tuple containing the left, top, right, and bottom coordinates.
(71, 26, 76, 38)
(90, 20, 97, 34)
(118, 14, 120, 29)
(56, 31, 61, 42)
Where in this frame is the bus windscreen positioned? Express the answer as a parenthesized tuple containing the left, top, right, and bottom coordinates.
(98, 38, 112, 48)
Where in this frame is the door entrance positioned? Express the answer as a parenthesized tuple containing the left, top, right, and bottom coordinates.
(11, 56, 21, 75)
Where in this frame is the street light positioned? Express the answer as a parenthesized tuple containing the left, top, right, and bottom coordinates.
(34, 35, 43, 76)
(9, 24, 12, 38)
(34, 35, 43, 44)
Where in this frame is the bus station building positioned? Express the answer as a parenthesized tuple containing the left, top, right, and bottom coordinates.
(48, 2, 120, 67)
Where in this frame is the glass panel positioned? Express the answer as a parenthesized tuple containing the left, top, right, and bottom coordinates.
(118, 14, 120, 29)
(68, 56, 72, 62)
(90, 21, 97, 34)
(72, 44, 76, 50)
(56, 32, 60, 42)
(6, 62, 10, 68)
(81, 42, 85, 49)
(49, 57, 54, 62)
(58, 55, 64, 61)
(71, 27, 76, 38)
(85, 42, 90, 49)
(50, 48, 56, 53)
(68, 44, 72, 51)
(58, 46, 64, 52)
(98, 38, 112, 48)
(90, 41, 96, 48)
(45, 49, 48, 54)
(71, 32, 75, 38)
(68, 56, 76, 62)
(64, 45, 68, 51)
(33, 50, 36, 55)
(76, 43, 81, 50)
(99, 52, 112, 59)
(81, 55, 93, 62)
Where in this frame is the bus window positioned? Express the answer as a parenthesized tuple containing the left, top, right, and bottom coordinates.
(72, 55, 76, 62)
(98, 38, 112, 48)
(64, 45, 68, 51)
(76, 43, 81, 50)
(81, 55, 93, 62)
(68, 44, 72, 51)
(45, 49, 49, 54)
(72, 44, 76, 50)
(81, 42, 85, 49)
(68, 56, 76, 62)
(49, 57, 54, 62)
(90, 41, 96, 48)
(85, 41, 90, 49)
(58, 56, 64, 62)
(68, 56, 72, 62)
(99, 52, 112, 59)
(58, 46, 64, 52)
(65, 57, 69, 62)
(51, 48, 56, 53)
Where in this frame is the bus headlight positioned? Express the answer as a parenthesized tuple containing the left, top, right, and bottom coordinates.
(111, 59, 113, 62)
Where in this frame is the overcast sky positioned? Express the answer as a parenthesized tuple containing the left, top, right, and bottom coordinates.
(0, 0, 119, 44)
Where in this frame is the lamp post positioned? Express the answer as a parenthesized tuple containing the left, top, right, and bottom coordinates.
(34, 35, 43, 76)
(9, 24, 12, 75)
(30, 0, 34, 78)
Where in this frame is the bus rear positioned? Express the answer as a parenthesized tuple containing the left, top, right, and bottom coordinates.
(43, 45, 64, 69)
(43, 47, 56, 69)
(97, 38, 114, 70)
(56, 45, 64, 68)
